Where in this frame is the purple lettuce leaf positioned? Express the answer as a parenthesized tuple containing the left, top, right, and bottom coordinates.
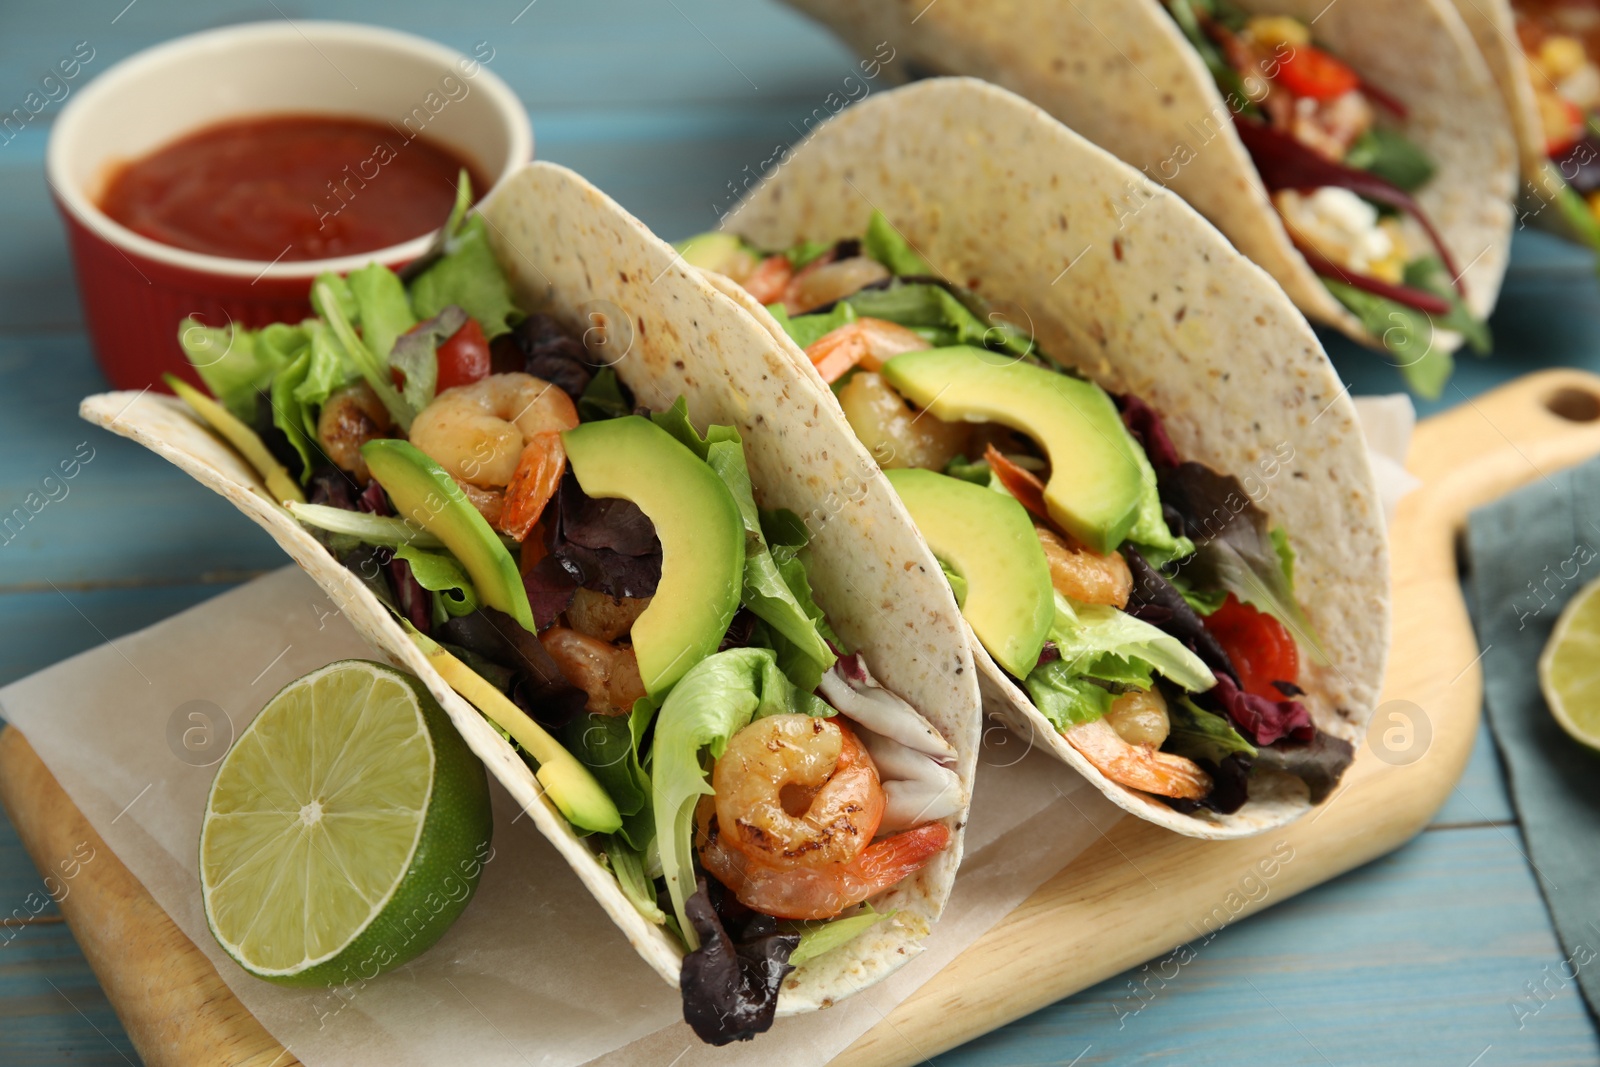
(679, 877, 798, 1045)
(1250, 730, 1356, 803)
(1156, 463, 1320, 650)
(1113, 392, 1180, 470)
(1203, 670, 1314, 747)
(512, 313, 596, 400)
(547, 472, 663, 599)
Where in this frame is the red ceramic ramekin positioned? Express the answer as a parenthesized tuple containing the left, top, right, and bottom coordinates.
(48, 21, 532, 391)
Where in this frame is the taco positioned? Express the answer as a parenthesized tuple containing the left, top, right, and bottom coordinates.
(679, 77, 1389, 839)
(1448, 0, 1600, 253)
(783, 0, 1517, 396)
(80, 162, 980, 1043)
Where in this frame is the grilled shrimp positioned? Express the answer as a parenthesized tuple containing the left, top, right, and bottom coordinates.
(411, 373, 578, 487)
(408, 373, 578, 537)
(565, 588, 652, 643)
(317, 381, 393, 482)
(714, 715, 884, 867)
(740, 255, 793, 305)
(699, 804, 950, 921)
(803, 317, 928, 383)
(696, 714, 949, 919)
(1065, 691, 1210, 801)
(538, 626, 647, 716)
(782, 256, 890, 314)
(837, 371, 969, 470)
(1102, 686, 1170, 748)
(1036, 526, 1132, 608)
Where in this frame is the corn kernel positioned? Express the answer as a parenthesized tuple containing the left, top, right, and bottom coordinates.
(1246, 15, 1311, 49)
(1539, 35, 1588, 81)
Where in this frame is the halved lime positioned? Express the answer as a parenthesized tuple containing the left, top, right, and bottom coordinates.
(201, 660, 492, 985)
(1539, 578, 1600, 753)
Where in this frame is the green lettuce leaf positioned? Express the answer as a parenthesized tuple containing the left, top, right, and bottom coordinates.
(1345, 128, 1436, 193)
(270, 348, 317, 480)
(863, 209, 933, 276)
(1404, 256, 1492, 357)
(651, 647, 829, 946)
(410, 213, 521, 339)
(578, 365, 631, 421)
(605, 835, 666, 925)
(1166, 693, 1257, 764)
(1024, 660, 1117, 730)
(1546, 164, 1600, 254)
(786, 905, 891, 966)
(389, 306, 466, 416)
(939, 558, 968, 607)
(785, 238, 834, 270)
(393, 544, 479, 616)
(312, 273, 416, 430)
(1167, 569, 1227, 616)
(942, 453, 991, 485)
(767, 299, 858, 350)
(1049, 593, 1214, 693)
(841, 282, 1032, 358)
(1126, 439, 1194, 566)
(347, 262, 415, 361)
(650, 400, 837, 690)
(293, 320, 358, 421)
(1324, 280, 1452, 399)
(561, 708, 652, 847)
(178, 319, 285, 421)
(1165, 463, 1325, 661)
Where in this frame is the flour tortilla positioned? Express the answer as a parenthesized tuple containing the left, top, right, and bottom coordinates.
(785, 0, 1516, 354)
(79, 161, 980, 1012)
(720, 78, 1390, 838)
(1448, 0, 1592, 242)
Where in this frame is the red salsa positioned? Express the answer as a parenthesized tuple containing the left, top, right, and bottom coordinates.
(99, 114, 489, 262)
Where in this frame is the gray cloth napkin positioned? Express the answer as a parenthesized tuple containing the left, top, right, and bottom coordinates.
(1468, 456, 1600, 1024)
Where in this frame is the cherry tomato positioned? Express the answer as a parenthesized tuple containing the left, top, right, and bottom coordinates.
(1273, 44, 1360, 102)
(434, 317, 492, 392)
(1203, 594, 1300, 699)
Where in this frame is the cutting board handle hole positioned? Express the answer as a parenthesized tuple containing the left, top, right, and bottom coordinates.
(1545, 387, 1600, 423)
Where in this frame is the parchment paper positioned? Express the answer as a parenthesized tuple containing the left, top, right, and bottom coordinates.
(0, 398, 1414, 1065)
(0, 568, 1117, 1067)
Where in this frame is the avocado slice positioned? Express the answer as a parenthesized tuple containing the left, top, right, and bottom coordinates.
(408, 627, 622, 833)
(885, 468, 1053, 678)
(164, 375, 305, 506)
(361, 439, 535, 631)
(882, 347, 1143, 553)
(562, 416, 745, 697)
(675, 231, 758, 278)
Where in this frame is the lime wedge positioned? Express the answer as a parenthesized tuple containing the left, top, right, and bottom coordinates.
(200, 660, 491, 985)
(1539, 578, 1600, 752)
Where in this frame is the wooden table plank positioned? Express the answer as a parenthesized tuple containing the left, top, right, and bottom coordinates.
(938, 825, 1600, 1067)
(0, 923, 139, 1066)
(1431, 721, 1516, 828)
(0, 332, 282, 590)
(0, 809, 58, 923)
(0, 0, 1594, 1061)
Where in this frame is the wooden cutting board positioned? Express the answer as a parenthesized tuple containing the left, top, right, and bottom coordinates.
(6, 368, 1600, 1067)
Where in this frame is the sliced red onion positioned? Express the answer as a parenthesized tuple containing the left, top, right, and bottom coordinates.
(1234, 115, 1465, 296)
(1294, 241, 1452, 315)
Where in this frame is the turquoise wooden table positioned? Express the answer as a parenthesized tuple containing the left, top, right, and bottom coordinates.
(1, 2, 1598, 1063)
